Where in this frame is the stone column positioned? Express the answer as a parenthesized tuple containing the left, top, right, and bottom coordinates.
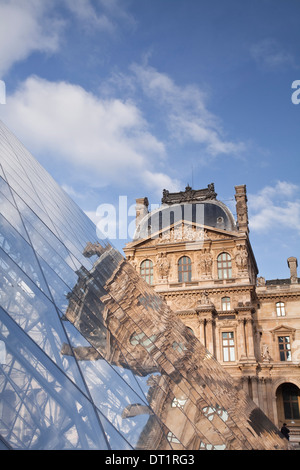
(245, 317, 256, 360)
(198, 318, 205, 346)
(257, 378, 265, 413)
(250, 376, 259, 406)
(205, 317, 215, 356)
(266, 378, 275, 422)
(241, 376, 250, 395)
(237, 317, 247, 359)
(196, 303, 216, 356)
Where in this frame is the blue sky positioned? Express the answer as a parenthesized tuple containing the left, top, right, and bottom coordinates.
(0, 0, 300, 279)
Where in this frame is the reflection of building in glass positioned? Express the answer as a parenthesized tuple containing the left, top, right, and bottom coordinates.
(0, 120, 290, 450)
(124, 184, 300, 446)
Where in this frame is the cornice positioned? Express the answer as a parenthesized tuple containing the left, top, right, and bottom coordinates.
(257, 289, 300, 301)
(159, 284, 255, 297)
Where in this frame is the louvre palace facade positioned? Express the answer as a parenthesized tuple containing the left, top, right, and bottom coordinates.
(124, 184, 300, 445)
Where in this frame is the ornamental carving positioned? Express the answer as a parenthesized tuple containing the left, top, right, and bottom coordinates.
(236, 200, 248, 224)
(235, 245, 248, 271)
(156, 252, 170, 278)
(197, 249, 213, 278)
(173, 296, 197, 310)
(257, 276, 265, 286)
(162, 183, 217, 205)
(261, 343, 271, 362)
(156, 224, 207, 243)
(127, 255, 137, 268)
(197, 291, 214, 307)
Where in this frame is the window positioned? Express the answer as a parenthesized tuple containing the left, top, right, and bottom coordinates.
(222, 332, 235, 362)
(221, 297, 231, 311)
(282, 384, 300, 420)
(167, 431, 180, 444)
(276, 302, 286, 317)
(217, 253, 232, 279)
(171, 397, 187, 409)
(278, 336, 291, 361)
(178, 256, 191, 282)
(140, 259, 153, 285)
(130, 331, 157, 352)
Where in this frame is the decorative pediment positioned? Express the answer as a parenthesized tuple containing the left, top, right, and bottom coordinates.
(126, 220, 240, 251)
(271, 325, 296, 341)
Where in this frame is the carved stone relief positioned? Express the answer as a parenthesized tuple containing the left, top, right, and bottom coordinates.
(234, 245, 248, 275)
(197, 249, 213, 279)
(156, 252, 170, 279)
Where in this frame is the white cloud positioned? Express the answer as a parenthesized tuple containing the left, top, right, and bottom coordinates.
(63, 0, 115, 33)
(130, 63, 246, 157)
(250, 38, 296, 69)
(65, 0, 136, 32)
(249, 181, 300, 233)
(2, 75, 173, 193)
(0, 0, 135, 77)
(0, 0, 62, 76)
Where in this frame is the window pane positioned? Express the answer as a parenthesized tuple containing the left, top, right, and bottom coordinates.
(0, 251, 87, 391)
(0, 310, 108, 450)
(276, 302, 285, 316)
(178, 256, 191, 282)
(222, 297, 231, 310)
(229, 347, 235, 361)
(222, 332, 235, 362)
(217, 253, 232, 280)
(140, 259, 153, 285)
(278, 336, 291, 361)
(282, 384, 300, 420)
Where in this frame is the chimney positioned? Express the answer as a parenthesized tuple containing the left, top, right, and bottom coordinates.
(135, 197, 149, 227)
(287, 257, 298, 284)
(234, 185, 249, 233)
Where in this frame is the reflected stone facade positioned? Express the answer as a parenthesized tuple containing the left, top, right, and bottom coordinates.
(124, 184, 300, 446)
(0, 120, 290, 450)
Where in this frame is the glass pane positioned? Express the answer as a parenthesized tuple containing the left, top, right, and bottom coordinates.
(0, 250, 87, 392)
(229, 348, 235, 361)
(292, 403, 300, 419)
(283, 402, 291, 420)
(0, 310, 108, 450)
(0, 193, 29, 242)
(0, 175, 15, 205)
(0, 216, 50, 296)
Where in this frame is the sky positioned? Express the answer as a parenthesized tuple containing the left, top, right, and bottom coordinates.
(0, 0, 299, 280)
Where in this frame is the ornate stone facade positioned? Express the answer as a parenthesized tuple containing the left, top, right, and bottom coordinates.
(124, 184, 300, 446)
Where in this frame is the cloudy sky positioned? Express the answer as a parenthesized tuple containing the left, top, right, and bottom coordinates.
(0, 0, 300, 279)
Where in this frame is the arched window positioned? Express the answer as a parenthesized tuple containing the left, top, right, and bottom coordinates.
(282, 384, 300, 420)
(140, 259, 153, 285)
(217, 252, 232, 279)
(178, 256, 192, 282)
(221, 297, 231, 311)
(276, 302, 286, 317)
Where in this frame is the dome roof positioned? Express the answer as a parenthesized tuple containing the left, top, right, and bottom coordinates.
(134, 199, 236, 241)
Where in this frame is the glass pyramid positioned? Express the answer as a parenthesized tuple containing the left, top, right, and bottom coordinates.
(0, 119, 289, 450)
